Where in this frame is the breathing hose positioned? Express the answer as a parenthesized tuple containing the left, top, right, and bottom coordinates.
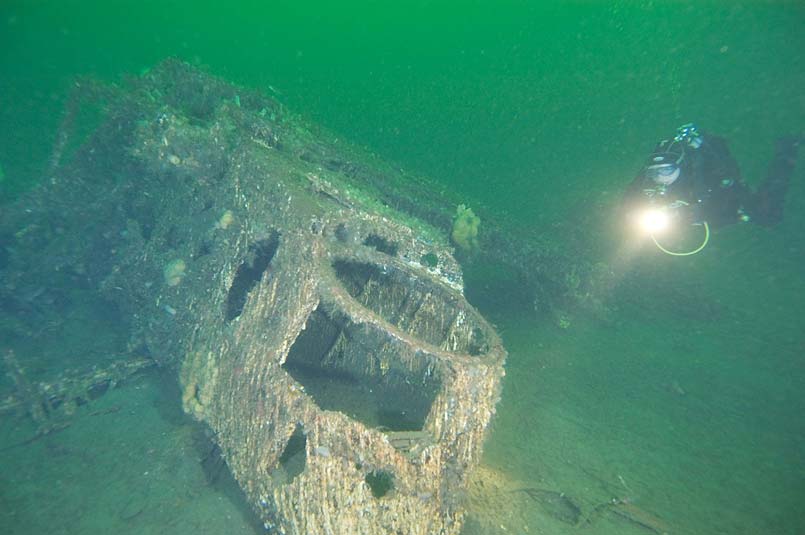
(651, 221, 710, 256)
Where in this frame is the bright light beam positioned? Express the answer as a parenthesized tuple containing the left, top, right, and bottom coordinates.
(639, 208, 670, 234)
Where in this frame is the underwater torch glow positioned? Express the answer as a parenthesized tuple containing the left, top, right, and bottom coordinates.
(639, 208, 670, 234)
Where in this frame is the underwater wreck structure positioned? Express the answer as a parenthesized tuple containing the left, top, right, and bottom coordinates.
(0, 60, 505, 534)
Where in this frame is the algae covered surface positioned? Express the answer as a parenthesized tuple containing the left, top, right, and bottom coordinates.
(2, 2, 804, 534)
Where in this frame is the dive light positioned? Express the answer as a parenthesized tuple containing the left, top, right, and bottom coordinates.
(635, 204, 709, 256)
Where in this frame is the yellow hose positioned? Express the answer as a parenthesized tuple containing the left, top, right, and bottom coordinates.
(651, 221, 710, 256)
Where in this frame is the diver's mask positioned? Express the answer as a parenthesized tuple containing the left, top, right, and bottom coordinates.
(644, 139, 685, 186)
(645, 161, 680, 185)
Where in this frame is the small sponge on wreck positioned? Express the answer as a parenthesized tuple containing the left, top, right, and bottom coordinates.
(451, 204, 481, 252)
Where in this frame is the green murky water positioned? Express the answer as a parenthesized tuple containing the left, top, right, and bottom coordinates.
(2, 2, 804, 534)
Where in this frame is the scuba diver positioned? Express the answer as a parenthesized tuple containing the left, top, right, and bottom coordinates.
(623, 123, 800, 255)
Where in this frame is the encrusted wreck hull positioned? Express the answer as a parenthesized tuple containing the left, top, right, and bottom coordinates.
(1, 60, 505, 534)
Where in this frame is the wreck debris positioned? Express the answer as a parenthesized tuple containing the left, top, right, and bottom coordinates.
(0, 59, 506, 534)
(1, 350, 154, 435)
(517, 487, 583, 525)
(585, 497, 671, 535)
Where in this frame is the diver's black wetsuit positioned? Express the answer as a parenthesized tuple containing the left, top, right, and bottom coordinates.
(624, 125, 800, 229)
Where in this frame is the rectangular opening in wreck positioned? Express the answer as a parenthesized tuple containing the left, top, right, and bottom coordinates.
(270, 423, 307, 486)
(332, 259, 489, 356)
(225, 232, 280, 321)
(282, 306, 441, 432)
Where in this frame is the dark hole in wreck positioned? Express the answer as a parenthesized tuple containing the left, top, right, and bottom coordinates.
(282, 305, 441, 432)
(225, 232, 280, 321)
(272, 423, 307, 485)
(365, 469, 395, 499)
(332, 259, 489, 356)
